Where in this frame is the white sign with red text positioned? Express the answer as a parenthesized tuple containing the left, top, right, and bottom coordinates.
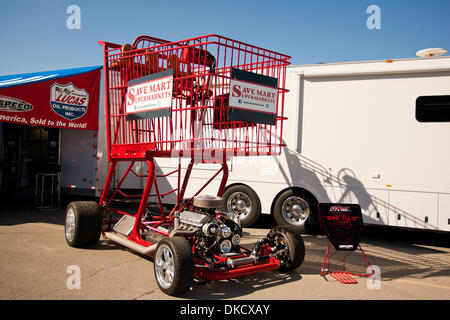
(229, 79, 278, 115)
(126, 71, 173, 120)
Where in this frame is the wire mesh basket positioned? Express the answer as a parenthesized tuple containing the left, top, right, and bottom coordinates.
(100, 34, 290, 162)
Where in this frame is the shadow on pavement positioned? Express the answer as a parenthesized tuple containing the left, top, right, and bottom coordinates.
(246, 213, 450, 284)
(296, 228, 450, 283)
(0, 193, 97, 227)
(1, 194, 449, 293)
(181, 271, 302, 300)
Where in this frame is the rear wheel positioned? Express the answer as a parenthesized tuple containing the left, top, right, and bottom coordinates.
(268, 226, 305, 271)
(223, 185, 261, 227)
(154, 237, 194, 296)
(65, 201, 102, 247)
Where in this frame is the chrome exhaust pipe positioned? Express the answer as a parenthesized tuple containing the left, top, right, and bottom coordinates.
(226, 255, 258, 268)
(104, 232, 157, 255)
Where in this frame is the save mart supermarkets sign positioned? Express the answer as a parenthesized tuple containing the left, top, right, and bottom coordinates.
(126, 69, 174, 121)
(228, 68, 278, 125)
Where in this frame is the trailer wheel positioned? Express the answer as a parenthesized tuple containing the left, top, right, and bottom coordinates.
(268, 226, 305, 271)
(65, 201, 102, 248)
(273, 189, 318, 233)
(154, 237, 194, 296)
(223, 184, 261, 227)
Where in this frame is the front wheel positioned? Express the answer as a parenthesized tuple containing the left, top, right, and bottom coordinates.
(153, 237, 194, 296)
(268, 226, 305, 271)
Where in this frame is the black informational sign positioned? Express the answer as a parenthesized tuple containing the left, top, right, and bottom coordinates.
(319, 203, 363, 251)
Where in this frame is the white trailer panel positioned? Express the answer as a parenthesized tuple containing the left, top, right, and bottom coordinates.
(94, 57, 450, 233)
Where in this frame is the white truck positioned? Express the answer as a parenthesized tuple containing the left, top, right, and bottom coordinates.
(61, 55, 450, 233)
(146, 55, 450, 233)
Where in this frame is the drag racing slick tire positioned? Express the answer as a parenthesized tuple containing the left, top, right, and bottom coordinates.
(65, 201, 102, 247)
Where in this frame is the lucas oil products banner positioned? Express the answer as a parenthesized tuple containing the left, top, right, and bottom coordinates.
(0, 66, 101, 130)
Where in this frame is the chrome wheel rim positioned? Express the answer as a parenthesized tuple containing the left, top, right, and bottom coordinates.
(226, 192, 252, 219)
(273, 232, 292, 267)
(65, 207, 76, 242)
(281, 196, 310, 226)
(155, 245, 174, 289)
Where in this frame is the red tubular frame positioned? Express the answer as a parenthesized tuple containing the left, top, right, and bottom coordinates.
(98, 34, 291, 281)
(198, 260, 281, 281)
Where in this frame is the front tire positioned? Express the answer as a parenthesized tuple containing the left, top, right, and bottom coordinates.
(268, 226, 305, 271)
(65, 201, 102, 247)
(153, 237, 194, 296)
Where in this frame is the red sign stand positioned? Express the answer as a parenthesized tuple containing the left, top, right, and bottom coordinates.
(320, 242, 374, 284)
(319, 204, 375, 284)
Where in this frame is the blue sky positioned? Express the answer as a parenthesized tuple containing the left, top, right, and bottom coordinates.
(0, 0, 449, 75)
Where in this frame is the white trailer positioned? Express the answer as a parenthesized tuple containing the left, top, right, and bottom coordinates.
(2, 54, 447, 234)
(142, 56, 450, 233)
(0, 122, 99, 201)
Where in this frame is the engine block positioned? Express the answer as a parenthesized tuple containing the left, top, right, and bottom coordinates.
(179, 211, 209, 228)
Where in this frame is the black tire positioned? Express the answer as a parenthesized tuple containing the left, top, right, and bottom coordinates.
(153, 237, 194, 296)
(273, 189, 319, 234)
(65, 201, 102, 247)
(222, 184, 261, 227)
(268, 226, 305, 271)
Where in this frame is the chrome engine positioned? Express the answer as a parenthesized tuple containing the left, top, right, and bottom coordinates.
(171, 196, 241, 256)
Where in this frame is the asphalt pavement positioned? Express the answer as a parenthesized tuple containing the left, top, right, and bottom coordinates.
(0, 196, 449, 303)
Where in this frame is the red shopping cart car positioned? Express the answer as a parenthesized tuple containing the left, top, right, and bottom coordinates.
(64, 34, 305, 295)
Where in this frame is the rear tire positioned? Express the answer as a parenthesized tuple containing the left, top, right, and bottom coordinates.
(223, 185, 261, 227)
(65, 201, 102, 247)
(153, 237, 194, 296)
(268, 226, 305, 271)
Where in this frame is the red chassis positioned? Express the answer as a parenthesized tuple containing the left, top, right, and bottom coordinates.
(65, 156, 305, 295)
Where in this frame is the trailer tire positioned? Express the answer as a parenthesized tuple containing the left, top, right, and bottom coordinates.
(65, 201, 102, 248)
(273, 189, 319, 234)
(154, 237, 194, 296)
(268, 226, 305, 271)
(223, 184, 261, 227)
